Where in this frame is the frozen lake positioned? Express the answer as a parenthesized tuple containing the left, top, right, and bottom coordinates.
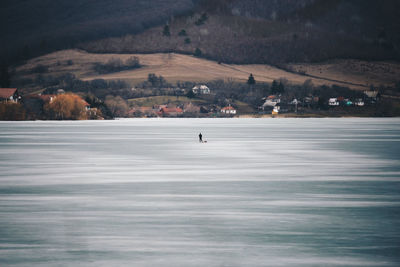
(1, 118, 400, 266)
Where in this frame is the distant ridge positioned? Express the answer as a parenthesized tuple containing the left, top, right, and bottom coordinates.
(1, 0, 400, 65)
(80, 0, 400, 64)
(0, 0, 194, 64)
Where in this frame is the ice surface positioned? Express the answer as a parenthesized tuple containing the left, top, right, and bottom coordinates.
(0, 118, 400, 266)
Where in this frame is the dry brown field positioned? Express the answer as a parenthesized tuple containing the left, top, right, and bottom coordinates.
(16, 49, 400, 90)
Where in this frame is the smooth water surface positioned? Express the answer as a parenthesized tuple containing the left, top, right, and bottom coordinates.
(1, 118, 400, 266)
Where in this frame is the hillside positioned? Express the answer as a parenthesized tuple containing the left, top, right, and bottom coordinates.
(80, 0, 400, 64)
(2, 0, 400, 66)
(0, 0, 194, 64)
(13, 49, 400, 95)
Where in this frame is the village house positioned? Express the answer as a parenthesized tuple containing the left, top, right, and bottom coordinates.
(0, 88, 21, 103)
(87, 108, 103, 120)
(158, 107, 183, 117)
(260, 95, 280, 111)
(272, 105, 280, 115)
(183, 102, 201, 114)
(220, 105, 237, 115)
(155, 104, 168, 110)
(303, 96, 313, 106)
(192, 85, 211, 95)
(272, 103, 289, 115)
(354, 98, 365, 106)
(364, 90, 380, 103)
(344, 99, 353, 106)
(329, 98, 340, 106)
(302, 96, 319, 108)
(81, 99, 90, 110)
(290, 98, 300, 112)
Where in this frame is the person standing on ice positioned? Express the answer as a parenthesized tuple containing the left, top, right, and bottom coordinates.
(199, 133, 203, 143)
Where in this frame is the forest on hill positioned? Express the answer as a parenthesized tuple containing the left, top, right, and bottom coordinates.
(1, 0, 400, 67)
(0, 0, 194, 64)
(81, 0, 400, 65)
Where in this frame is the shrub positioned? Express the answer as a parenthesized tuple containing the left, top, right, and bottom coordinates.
(146, 73, 167, 88)
(178, 29, 187, 36)
(104, 95, 129, 117)
(195, 13, 208, 26)
(0, 102, 26, 120)
(44, 94, 88, 120)
(194, 48, 202, 57)
(94, 56, 141, 74)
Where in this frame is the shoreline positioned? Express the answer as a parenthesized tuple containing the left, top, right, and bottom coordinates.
(2, 115, 400, 122)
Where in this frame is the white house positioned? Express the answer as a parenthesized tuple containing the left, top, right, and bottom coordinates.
(355, 99, 365, 106)
(364, 91, 379, 99)
(329, 98, 339, 106)
(272, 105, 280, 114)
(192, 85, 210, 95)
(261, 95, 281, 110)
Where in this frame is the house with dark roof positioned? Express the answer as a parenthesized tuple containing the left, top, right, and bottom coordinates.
(0, 88, 20, 103)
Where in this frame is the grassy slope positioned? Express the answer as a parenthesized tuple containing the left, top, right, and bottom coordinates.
(14, 50, 400, 94)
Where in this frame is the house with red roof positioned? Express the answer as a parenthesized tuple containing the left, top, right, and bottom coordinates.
(158, 107, 183, 117)
(220, 105, 237, 115)
(0, 88, 21, 103)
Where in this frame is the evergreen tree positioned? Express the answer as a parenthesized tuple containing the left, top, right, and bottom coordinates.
(271, 80, 279, 94)
(163, 25, 171, 37)
(247, 73, 256, 85)
(148, 73, 158, 86)
(195, 13, 209, 26)
(278, 82, 285, 93)
(271, 80, 284, 94)
(194, 48, 202, 57)
(186, 89, 195, 99)
(178, 29, 187, 36)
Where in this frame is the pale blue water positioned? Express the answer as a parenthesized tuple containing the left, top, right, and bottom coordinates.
(0, 118, 399, 266)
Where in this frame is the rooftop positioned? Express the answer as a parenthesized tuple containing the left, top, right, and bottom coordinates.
(0, 88, 17, 99)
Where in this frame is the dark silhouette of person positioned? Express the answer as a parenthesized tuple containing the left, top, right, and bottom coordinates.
(199, 133, 203, 143)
